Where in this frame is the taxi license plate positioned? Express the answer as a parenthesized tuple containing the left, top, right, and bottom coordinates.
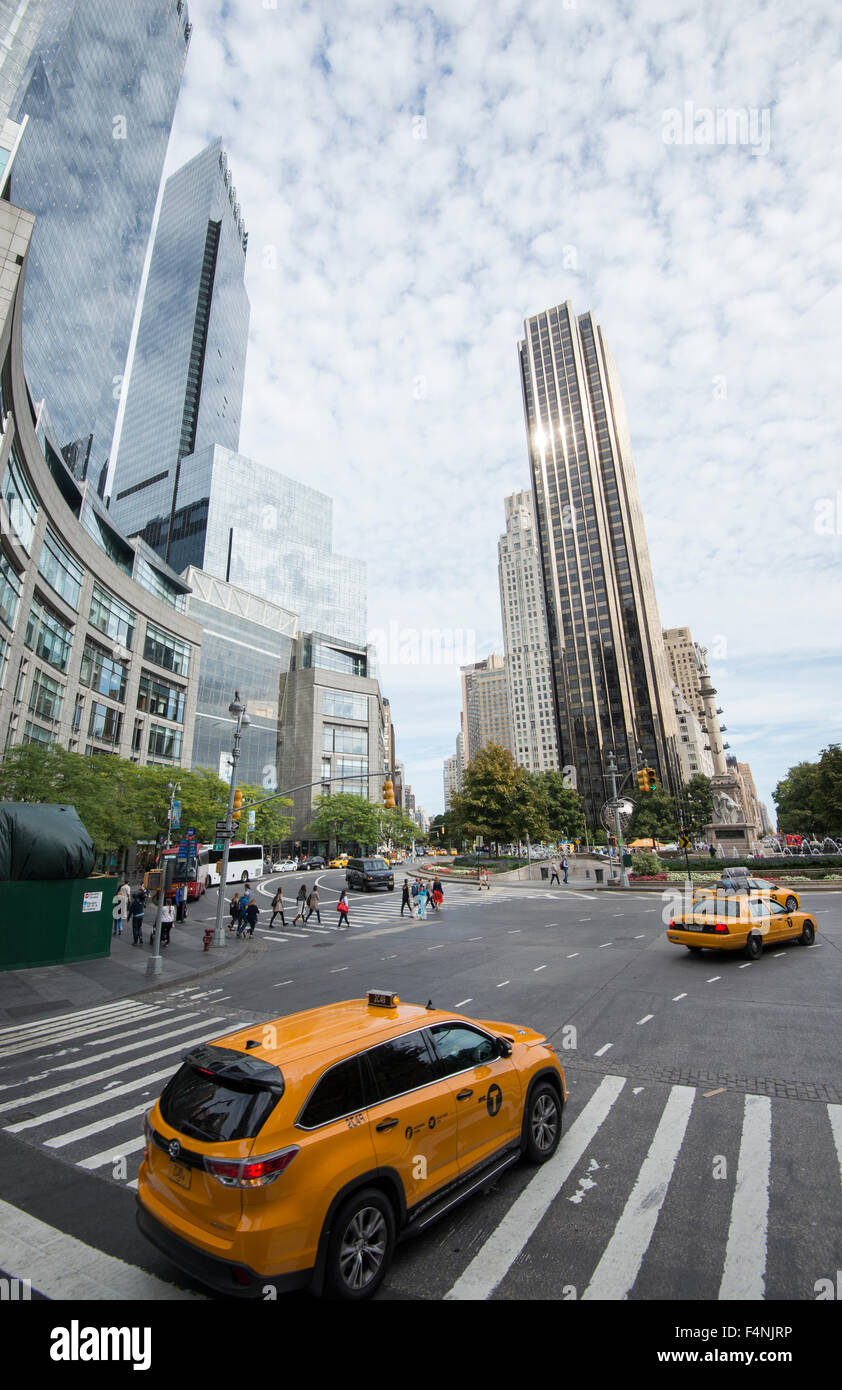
(168, 1160, 191, 1190)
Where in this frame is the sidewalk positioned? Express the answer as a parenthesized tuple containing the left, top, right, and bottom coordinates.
(0, 908, 263, 1027)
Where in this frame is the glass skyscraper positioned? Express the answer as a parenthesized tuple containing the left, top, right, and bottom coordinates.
(110, 139, 249, 554)
(8, 0, 191, 480)
(0, 0, 50, 127)
(519, 301, 679, 825)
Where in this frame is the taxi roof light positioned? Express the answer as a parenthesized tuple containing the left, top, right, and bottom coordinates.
(367, 990, 399, 1009)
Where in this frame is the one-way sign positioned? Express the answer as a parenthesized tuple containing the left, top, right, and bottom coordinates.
(215, 821, 232, 837)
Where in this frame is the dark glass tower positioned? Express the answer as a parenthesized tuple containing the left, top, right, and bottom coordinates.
(518, 301, 680, 826)
(109, 139, 250, 563)
(8, 0, 192, 480)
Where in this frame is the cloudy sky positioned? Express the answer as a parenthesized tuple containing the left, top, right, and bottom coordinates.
(163, 0, 841, 821)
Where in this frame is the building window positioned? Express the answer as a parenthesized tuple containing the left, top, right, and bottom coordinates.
(322, 724, 367, 755)
(25, 600, 73, 673)
(148, 723, 182, 761)
(79, 639, 128, 703)
(29, 668, 64, 722)
(137, 672, 185, 723)
(322, 688, 368, 721)
(23, 720, 56, 747)
(88, 701, 123, 745)
(89, 583, 135, 649)
(143, 622, 190, 677)
(0, 552, 22, 629)
(1, 449, 38, 551)
(38, 528, 83, 609)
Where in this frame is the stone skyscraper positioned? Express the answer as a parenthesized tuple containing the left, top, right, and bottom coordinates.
(498, 490, 559, 772)
(518, 301, 679, 824)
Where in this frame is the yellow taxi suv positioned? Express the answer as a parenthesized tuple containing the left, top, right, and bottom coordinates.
(693, 875, 801, 914)
(137, 991, 565, 1300)
(667, 894, 817, 960)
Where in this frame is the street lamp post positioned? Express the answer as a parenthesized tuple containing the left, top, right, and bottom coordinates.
(165, 781, 181, 848)
(213, 694, 251, 948)
(606, 749, 630, 888)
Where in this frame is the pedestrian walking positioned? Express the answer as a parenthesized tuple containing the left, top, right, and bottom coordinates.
(111, 893, 124, 937)
(246, 900, 260, 937)
(562, 856, 569, 884)
(336, 890, 350, 929)
(294, 882, 308, 923)
(228, 892, 240, 933)
(269, 887, 286, 929)
(306, 886, 321, 924)
(160, 902, 175, 947)
(550, 861, 560, 885)
(238, 888, 250, 934)
(130, 891, 145, 945)
(416, 884, 428, 919)
(175, 883, 187, 922)
(400, 879, 412, 916)
(432, 878, 444, 911)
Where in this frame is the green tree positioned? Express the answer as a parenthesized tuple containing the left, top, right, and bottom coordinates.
(813, 744, 842, 836)
(679, 773, 714, 837)
(238, 783, 292, 851)
(449, 744, 543, 851)
(305, 793, 380, 852)
(626, 788, 679, 845)
(531, 771, 586, 841)
(772, 761, 820, 835)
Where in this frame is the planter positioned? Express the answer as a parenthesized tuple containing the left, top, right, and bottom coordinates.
(628, 873, 668, 882)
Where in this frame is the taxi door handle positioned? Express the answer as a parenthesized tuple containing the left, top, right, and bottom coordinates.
(375, 1118, 398, 1131)
(456, 1089, 474, 1101)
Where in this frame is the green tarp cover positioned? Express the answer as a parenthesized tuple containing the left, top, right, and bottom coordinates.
(0, 803, 95, 881)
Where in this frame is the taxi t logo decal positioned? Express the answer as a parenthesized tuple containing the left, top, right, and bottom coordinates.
(486, 1084, 502, 1117)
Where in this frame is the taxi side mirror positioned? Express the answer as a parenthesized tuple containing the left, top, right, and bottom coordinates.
(496, 1037, 513, 1059)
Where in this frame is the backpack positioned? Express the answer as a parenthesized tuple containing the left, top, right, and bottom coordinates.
(411, 882, 419, 897)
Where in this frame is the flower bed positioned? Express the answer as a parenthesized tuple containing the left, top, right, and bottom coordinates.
(628, 873, 668, 882)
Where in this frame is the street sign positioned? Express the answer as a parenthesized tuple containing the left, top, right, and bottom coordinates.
(177, 840, 189, 860)
(215, 820, 232, 837)
(679, 833, 690, 849)
(186, 827, 196, 839)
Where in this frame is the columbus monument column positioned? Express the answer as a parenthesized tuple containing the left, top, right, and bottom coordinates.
(695, 644, 758, 857)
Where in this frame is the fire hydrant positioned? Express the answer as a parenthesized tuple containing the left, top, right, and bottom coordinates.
(202, 928, 213, 952)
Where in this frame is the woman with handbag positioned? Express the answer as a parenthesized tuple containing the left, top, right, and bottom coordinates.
(336, 890, 350, 929)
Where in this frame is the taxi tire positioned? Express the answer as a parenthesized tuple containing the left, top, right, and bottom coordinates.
(744, 934, 762, 961)
(785, 896, 798, 913)
(799, 919, 815, 945)
(523, 1081, 562, 1163)
(324, 1187, 396, 1301)
(685, 945, 703, 953)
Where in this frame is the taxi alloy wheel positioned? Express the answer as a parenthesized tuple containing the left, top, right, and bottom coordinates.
(327, 1189, 395, 1300)
(744, 934, 762, 961)
(799, 919, 815, 946)
(525, 1083, 562, 1163)
(785, 896, 798, 913)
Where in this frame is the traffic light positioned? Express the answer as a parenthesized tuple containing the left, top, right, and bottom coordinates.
(647, 768, 659, 792)
(382, 779, 395, 808)
(636, 769, 651, 792)
(232, 787, 243, 823)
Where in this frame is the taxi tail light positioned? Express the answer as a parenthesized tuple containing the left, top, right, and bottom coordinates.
(714, 922, 729, 933)
(204, 1146, 299, 1188)
(142, 1110, 152, 1160)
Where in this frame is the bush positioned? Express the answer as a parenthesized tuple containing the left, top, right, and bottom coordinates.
(631, 850, 663, 876)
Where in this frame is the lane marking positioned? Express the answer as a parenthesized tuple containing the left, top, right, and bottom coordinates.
(0, 1012, 206, 1087)
(533, 965, 547, 972)
(828, 1105, 842, 1188)
(272, 980, 293, 987)
(0, 1198, 204, 1300)
(583, 1085, 695, 1300)
(636, 1015, 653, 1026)
(719, 1094, 772, 1300)
(497, 981, 510, 988)
(454, 999, 472, 1008)
(672, 993, 687, 1001)
(5, 1058, 197, 1133)
(634, 934, 646, 939)
(595, 1043, 613, 1057)
(599, 942, 612, 948)
(706, 976, 721, 983)
(0, 999, 157, 1042)
(444, 1075, 627, 1301)
(567, 953, 579, 958)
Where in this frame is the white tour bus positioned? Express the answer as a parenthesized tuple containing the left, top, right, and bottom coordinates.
(204, 843, 265, 886)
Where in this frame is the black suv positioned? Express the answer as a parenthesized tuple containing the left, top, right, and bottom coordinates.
(346, 857, 394, 892)
(304, 856, 325, 870)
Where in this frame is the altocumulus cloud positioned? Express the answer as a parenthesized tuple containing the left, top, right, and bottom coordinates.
(159, 0, 841, 817)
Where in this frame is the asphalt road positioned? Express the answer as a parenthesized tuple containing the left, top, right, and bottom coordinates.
(0, 867, 839, 1304)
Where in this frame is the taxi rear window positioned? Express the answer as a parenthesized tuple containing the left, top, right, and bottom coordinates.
(159, 1046, 284, 1143)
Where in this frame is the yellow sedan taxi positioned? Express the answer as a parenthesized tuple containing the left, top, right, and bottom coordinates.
(693, 875, 800, 913)
(137, 991, 565, 1299)
(328, 856, 348, 868)
(667, 894, 817, 960)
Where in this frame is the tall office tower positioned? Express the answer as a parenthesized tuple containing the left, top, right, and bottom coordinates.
(663, 626, 705, 722)
(110, 140, 250, 554)
(443, 753, 459, 810)
(459, 653, 513, 761)
(498, 490, 559, 772)
(0, 0, 49, 126)
(7, 0, 191, 480)
(518, 302, 679, 826)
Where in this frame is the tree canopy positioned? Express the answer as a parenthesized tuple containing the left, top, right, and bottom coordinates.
(773, 746, 842, 836)
(447, 745, 588, 848)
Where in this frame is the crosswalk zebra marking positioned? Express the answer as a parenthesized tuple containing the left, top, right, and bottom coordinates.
(444, 1075, 627, 1300)
(719, 1094, 772, 1300)
(582, 1085, 695, 1300)
(0, 1198, 203, 1301)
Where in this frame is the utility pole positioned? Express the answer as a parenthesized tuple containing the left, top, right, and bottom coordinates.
(606, 748, 630, 888)
(212, 694, 251, 948)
